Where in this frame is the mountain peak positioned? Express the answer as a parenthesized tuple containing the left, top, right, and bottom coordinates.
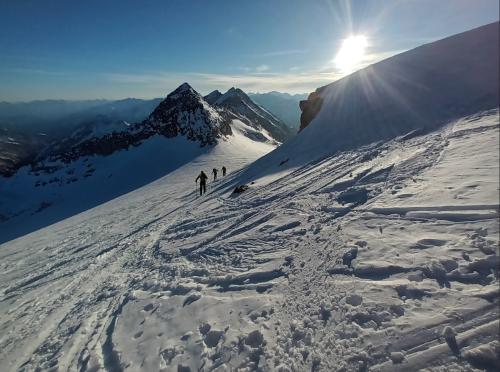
(213, 87, 292, 143)
(144, 84, 231, 145)
(175, 82, 194, 93)
(168, 82, 200, 100)
(204, 90, 223, 105)
(215, 87, 251, 105)
(226, 87, 246, 96)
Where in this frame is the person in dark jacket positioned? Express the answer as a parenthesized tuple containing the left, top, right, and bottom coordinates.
(222, 166, 227, 176)
(195, 171, 208, 195)
(212, 168, 218, 181)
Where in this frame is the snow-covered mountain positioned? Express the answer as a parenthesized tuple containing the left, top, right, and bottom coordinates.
(209, 87, 293, 143)
(249, 91, 307, 131)
(203, 89, 223, 105)
(143, 83, 232, 146)
(0, 98, 162, 177)
(0, 83, 276, 243)
(298, 22, 499, 140)
(234, 22, 500, 183)
(0, 98, 162, 133)
(0, 87, 291, 178)
(0, 23, 498, 372)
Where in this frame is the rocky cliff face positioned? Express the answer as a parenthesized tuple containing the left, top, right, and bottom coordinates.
(299, 91, 323, 132)
(204, 90, 223, 105)
(144, 83, 232, 145)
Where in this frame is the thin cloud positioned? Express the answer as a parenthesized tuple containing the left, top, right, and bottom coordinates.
(322, 48, 407, 74)
(254, 49, 306, 57)
(360, 49, 405, 66)
(236, 65, 271, 73)
(99, 48, 406, 96)
(102, 72, 168, 84)
(225, 26, 238, 36)
(101, 70, 340, 94)
(255, 64, 270, 72)
(7, 68, 71, 77)
(188, 70, 343, 94)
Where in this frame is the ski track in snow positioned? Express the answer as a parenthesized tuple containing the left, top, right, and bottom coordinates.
(0, 110, 499, 371)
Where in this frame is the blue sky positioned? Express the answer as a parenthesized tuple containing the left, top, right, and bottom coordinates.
(0, 0, 498, 101)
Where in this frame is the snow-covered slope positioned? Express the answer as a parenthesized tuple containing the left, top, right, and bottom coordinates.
(297, 22, 499, 156)
(234, 22, 499, 188)
(0, 109, 497, 371)
(0, 24, 498, 371)
(0, 83, 269, 243)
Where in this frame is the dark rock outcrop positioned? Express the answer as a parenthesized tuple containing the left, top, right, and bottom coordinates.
(204, 90, 223, 105)
(144, 82, 232, 145)
(299, 91, 323, 132)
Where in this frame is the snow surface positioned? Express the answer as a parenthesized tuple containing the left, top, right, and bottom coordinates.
(0, 109, 498, 371)
(0, 22, 498, 372)
(0, 121, 274, 244)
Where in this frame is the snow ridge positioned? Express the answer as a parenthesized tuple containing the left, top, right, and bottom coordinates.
(213, 87, 293, 143)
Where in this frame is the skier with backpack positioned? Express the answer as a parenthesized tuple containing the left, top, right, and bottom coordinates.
(212, 168, 218, 181)
(195, 171, 208, 196)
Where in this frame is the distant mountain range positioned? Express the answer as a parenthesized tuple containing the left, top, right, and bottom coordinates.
(13, 84, 290, 174)
(0, 90, 302, 176)
(0, 98, 162, 176)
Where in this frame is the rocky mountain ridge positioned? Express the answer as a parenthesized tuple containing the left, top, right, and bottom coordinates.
(209, 87, 292, 143)
(20, 84, 235, 173)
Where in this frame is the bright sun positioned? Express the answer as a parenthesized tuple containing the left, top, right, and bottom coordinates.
(334, 35, 368, 74)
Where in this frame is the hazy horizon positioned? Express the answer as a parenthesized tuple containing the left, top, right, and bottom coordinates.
(0, 87, 310, 104)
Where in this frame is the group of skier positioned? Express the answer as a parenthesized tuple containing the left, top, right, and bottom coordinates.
(195, 166, 227, 195)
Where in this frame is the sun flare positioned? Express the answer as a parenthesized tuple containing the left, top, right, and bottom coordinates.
(334, 35, 368, 74)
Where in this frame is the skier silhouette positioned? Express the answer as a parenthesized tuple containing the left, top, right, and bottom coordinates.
(212, 168, 218, 181)
(195, 171, 208, 195)
(222, 166, 227, 177)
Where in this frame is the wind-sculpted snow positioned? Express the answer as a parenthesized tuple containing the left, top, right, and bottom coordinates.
(0, 110, 498, 371)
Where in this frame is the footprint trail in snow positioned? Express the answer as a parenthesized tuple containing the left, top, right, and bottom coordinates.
(0, 110, 499, 371)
